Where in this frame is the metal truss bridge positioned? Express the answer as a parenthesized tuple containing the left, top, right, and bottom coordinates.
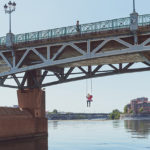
(1, 13, 150, 89)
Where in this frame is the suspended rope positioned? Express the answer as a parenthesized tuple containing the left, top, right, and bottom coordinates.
(90, 77, 93, 94)
(86, 78, 88, 96)
(86, 67, 93, 107)
(85, 77, 92, 95)
(85, 47, 94, 107)
(89, 51, 93, 95)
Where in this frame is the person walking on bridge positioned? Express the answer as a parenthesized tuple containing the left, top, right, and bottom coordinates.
(76, 20, 80, 32)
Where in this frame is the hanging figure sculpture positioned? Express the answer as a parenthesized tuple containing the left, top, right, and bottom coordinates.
(86, 93, 93, 107)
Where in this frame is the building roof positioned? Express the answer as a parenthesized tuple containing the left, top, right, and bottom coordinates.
(0, 107, 33, 118)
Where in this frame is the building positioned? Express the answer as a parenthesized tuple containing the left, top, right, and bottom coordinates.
(126, 97, 150, 114)
(13, 105, 19, 108)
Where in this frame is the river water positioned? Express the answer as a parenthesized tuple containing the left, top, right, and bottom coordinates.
(1, 120, 150, 150)
(48, 120, 150, 150)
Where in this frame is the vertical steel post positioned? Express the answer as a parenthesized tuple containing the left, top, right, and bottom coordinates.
(4, 1, 16, 48)
(133, 0, 136, 13)
(130, 0, 138, 45)
(9, 12, 11, 33)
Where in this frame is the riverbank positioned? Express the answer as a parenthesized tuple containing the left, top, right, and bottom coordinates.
(120, 113, 150, 120)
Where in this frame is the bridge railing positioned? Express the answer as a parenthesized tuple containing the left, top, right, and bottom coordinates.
(138, 14, 150, 26)
(0, 14, 150, 46)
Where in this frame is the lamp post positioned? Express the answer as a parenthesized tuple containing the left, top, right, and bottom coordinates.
(4, 1, 16, 48)
(4, 1, 16, 33)
(130, 0, 138, 45)
(133, 0, 135, 13)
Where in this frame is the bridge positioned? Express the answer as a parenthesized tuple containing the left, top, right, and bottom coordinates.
(0, 14, 150, 89)
(0, 1, 150, 141)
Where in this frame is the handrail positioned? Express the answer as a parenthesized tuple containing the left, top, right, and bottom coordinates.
(0, 14, 150, 46)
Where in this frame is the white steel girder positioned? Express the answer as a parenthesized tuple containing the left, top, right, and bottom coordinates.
(0, 34, 150, 78)
(1, 62, 150, 89)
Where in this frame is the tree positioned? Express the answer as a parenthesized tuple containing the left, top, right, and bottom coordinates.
(129, 109, 133, 114)
(109, 109, 120, 120)
(53, 109, 58, 114)
(124, 105, 128, 114)
(139, 107, 143, 113)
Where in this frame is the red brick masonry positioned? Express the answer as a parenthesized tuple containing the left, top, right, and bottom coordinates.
(0, 89, 47, 141)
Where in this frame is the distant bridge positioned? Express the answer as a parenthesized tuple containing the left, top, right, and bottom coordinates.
(46, 113, 109, 120)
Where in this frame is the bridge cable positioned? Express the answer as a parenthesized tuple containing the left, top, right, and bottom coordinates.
(86, 78, 93, 94)
(85, 44, 93, 107)
(85, 77, 92, 95)
(86, 78, 88, 96)
(90, 77, 93, 95)
(90, 50, 93, 95)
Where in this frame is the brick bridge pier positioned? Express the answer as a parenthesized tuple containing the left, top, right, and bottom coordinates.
(0, 70, 47, 141)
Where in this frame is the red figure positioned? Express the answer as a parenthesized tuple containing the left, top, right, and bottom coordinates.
(86, 93, 93, 107)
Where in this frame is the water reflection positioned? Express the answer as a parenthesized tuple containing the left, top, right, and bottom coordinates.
(52, 121, 58, 129)
(112, 120, 120, 128)
(124, 120, 150, 139)
(0, 137, 48, 150)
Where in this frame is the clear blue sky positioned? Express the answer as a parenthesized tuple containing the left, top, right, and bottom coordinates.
(0, 0, 150, 113)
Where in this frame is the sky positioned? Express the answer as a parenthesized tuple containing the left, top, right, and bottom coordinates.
(0, 0, 150, 113)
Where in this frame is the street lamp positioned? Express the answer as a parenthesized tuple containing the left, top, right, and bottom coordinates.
(133, 0, 136, 13)
(4, 1, 16, 48)
(130, 0, 138, 45)
(4, 1, 16, 33)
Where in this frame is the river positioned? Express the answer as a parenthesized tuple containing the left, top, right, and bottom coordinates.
(1, 120, 150, 150)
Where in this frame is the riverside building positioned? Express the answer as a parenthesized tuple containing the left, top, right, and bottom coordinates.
(126, 97, 150, 114)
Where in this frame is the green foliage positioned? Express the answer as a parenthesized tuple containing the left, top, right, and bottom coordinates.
(139, 107, 144, 113)
(129, 109, 133, 114)
(47, 111, 52, 115)
(74, 115, 87, 119)
(124, 105, 128, 114)
(52, 109, 58, 114)
(109, 109, 120, 120)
